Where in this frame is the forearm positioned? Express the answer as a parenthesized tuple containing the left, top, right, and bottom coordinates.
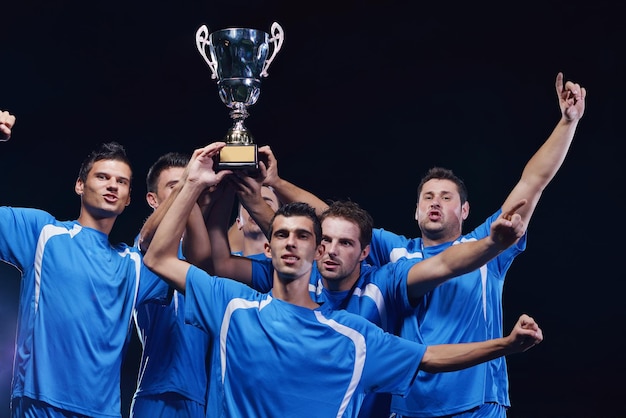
(144, 181, 204, 291)
(504, 116, 579, 217)
(182, 203, 213, 272)
(147, 181, 203, 259)
(240, 197, 276, 239)
(227, 222, 243, 253)
(420, 337, 512, 373)
(407, 238, 501, 300)
(441, 238, 503, 275)
(207, 198, 252, 285)
(207, 187, 253, 283)
(421, 313, 542, 372)
(522, 117, 578, 187)
(138, 185, 182, 252)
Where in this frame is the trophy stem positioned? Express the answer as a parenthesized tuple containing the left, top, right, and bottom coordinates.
(226, 103, 253, 144)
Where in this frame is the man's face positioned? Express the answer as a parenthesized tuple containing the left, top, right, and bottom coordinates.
(147, 166, 185, 209)
(266, 215, 321, 281)
(316, 216, 367, 286)
(76, 159, 132, 218)
(415, 178, 468, 240)
(238, 186, 280, 236)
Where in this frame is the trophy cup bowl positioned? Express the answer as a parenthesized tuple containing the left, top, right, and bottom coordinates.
(196, 22, 284, 170)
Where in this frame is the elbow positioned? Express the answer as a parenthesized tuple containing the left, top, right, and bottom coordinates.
(143, 252, 154, 270)
(137, 233, 152, 253)
(143, 251, 158, 272)
(419, 348, 457, 374)
(419, 350, 438, 374)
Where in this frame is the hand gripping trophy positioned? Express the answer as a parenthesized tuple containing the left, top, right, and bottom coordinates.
(196, 22, 284, 170)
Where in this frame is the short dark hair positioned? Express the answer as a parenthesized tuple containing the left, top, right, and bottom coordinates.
(319, 200, 373, 250)
(417, 167, 468, 204)
(269, 202, 322, 246)
(78, 141, 132, 183)
(146, 152, 190, 193)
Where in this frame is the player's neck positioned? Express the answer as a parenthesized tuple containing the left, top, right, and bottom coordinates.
(242, 236, 267, 256)
(273, 274, 319, 309)
(421, 233, 461, 248)
(77, 211, 115, 236)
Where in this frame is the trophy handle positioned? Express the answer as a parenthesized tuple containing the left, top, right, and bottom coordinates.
(260, 22, 284, 77)
(195, 25, 219, 80)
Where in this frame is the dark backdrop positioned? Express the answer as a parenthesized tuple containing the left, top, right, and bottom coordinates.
(1, 1, 625, 417)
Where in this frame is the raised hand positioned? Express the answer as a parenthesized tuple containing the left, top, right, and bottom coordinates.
(258, 145, 280, 187)
(556, 72, 586, 122)
(186, 142, 232, 189)
(0, 110, 16, 142)
(230, 170, 263, 204)
(490, 199, 527, 248)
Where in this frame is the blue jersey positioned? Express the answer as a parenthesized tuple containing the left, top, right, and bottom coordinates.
(250, 257, 417, 418)
(185, 265, 427, 418)
(0, 207, 168, 418)
(367, 210, 527, 417)
(131, 237, 210, 414)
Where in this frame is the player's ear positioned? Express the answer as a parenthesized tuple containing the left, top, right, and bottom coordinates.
(75, 178, 84, 196)
(146, 192, 158, 209)
(461, 201, 470, 221)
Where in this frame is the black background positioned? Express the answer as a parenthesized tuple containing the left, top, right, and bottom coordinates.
(1, 1, 625, 417)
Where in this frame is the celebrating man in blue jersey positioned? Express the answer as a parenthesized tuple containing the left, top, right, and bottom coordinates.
(0, 112, 170, 418)
(130, 151, 212, 418)
(365, 72, 585, 418)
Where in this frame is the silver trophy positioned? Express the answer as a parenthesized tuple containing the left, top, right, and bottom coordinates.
(196, 22, 284, 170)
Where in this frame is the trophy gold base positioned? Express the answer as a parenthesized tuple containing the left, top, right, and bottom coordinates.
(217, 144, 258, 171)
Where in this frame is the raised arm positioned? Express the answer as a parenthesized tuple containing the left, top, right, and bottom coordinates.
(181, 186, 220, 273)
(259, 145, 329, 216)
(138, 178, 184, 253)
(420, 313, 543, 373)
(406, 200, 526, 302)
(502, 72, 585, 225)
(138, 152, 220, 255)
(203, 178, 256, 285)
(0, 110, 16, 142)
(143, 143, 230, 292)
(229, 171, 279, 240)
(227, 220, 244, 253)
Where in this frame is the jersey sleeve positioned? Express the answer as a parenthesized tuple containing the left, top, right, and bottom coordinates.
(361, 323, 426, 396)
(185, 265, 241, 336)
(250, 257, 274, 292)
(367, 228, 405, 266)
(0, 207, 54, 271)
